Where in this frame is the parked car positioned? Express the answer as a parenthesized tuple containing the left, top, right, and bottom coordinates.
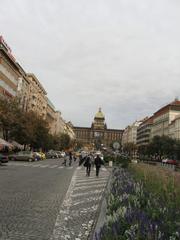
(162, 158, 177, 165)
(0, 154, 8, 164)
(39, 152, 46, 160)
(46, 151, 58, 159)
(9, 151, 36, 162)
(55, 151, 62, 158)
(34, 152, 42, 161)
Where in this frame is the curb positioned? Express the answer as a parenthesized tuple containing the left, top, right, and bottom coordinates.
(88, 168, 112, 240)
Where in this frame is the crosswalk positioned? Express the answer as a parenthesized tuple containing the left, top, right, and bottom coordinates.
(50, 166, 110, 239)
(7, 162, 108, 171)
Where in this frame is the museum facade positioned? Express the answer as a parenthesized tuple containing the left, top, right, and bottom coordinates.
(73, 108, 123, 148)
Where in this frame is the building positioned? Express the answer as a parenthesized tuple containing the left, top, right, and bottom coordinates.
(16, 63, 30, 112)
(53, 111, 67, 135)
(74, 108, 123, 148)
(27, 73, 47, 119)
(169, 115, 180, 140)
(151, 99, 180, 138)
(46, 98, 57, 135)
(0, 36, 20, 98)
(137, 116, 153, 147)
(122, 119, 144, 147)
(65, 122, 76, 140)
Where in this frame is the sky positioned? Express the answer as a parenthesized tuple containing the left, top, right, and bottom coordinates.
(0, 0, 180, 129)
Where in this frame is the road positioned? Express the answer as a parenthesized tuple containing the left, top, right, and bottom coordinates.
(0, 158, 110, 240)
(0, 158, 76, 240)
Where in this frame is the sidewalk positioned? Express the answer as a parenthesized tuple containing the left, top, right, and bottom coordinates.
(50, 166, 111, 240)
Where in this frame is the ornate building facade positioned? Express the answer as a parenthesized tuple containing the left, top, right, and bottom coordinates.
(74, 108, 123, 148)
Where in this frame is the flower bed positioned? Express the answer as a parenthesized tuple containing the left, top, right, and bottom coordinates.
(95, 166, 180, 240)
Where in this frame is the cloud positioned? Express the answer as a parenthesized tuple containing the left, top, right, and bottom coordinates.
(0, 0, 180, 129)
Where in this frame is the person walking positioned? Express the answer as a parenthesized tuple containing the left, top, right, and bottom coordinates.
(62, 152, 67, 166)
(69, 151, 72, 166)
(84, 155, 92, 176)
(94, 154, 103, 177)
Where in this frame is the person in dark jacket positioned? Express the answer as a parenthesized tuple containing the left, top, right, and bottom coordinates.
(84, 155, 92, 176)
(69, 152, 72, 166)
(94, 155, 103, 177)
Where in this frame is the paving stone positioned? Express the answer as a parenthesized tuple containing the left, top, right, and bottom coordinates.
(50, 167, 110, 240)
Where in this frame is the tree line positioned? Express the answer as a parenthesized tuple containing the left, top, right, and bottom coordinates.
(0, 97, 74, 151)
(123, 135, 180, 161)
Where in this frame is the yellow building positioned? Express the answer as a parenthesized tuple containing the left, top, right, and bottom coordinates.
(46, 98, 57, 135)
(27, 73, 47, 119)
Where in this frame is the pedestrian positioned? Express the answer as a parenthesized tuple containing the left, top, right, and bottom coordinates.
(84, 155, 92, 176)
(69, 152, 72, 166)
(62, 152, 67, 166)
(94, 154, 103, 177)
(79, 154, 82, 166)
(73, 155, 77, 162)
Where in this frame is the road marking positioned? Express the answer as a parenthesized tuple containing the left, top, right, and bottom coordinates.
(75, 180, 107, 187)
(32, 164, 41, 167)
(75, 177, 108, 182)
(50, 167, 110, 239)
(39, 165, 49, 168)
(50, 165, 58, 168)
(58, 166, 64, 169)
(77, 166, 82, 170)
(71, 189, 104, 198)
(72, 196, 102, 206)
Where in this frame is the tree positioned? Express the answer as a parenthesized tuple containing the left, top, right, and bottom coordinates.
(148, 135, 176, 160)
(123, 142, 137, 157)
(59, 133, 71, 150)
(0, 97, 20, 140)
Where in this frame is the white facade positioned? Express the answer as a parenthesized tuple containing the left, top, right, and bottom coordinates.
(151, 101, 180, 139)
(169, 116, 180, 140)
(122, 120, 143, 146)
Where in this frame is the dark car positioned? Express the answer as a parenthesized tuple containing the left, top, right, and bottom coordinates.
(0, 154, 8, 164)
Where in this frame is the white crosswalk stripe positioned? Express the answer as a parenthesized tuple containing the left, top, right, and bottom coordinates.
(49, 165, 58, 168)
(50, 165, 110, 239)
(7, 163, 109, 174)
(39, 165, 49, 168)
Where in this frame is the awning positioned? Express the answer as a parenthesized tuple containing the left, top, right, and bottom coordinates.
(0, 138, 14, 150)
(10, 140, 24, 150)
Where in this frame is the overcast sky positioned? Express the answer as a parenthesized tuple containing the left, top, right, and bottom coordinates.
(1, 0, 180, 129)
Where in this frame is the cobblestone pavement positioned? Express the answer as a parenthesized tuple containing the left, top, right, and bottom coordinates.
(0, 159, 76, 240)
(50, 166, 110, 240)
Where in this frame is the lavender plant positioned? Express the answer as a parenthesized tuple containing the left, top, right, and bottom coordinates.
(95, 168, 180, 240)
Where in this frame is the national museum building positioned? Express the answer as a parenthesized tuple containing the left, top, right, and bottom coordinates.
(73, 108, 123, 147)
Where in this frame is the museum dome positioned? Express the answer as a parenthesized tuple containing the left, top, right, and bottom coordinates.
(94, 108, 105, 119)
